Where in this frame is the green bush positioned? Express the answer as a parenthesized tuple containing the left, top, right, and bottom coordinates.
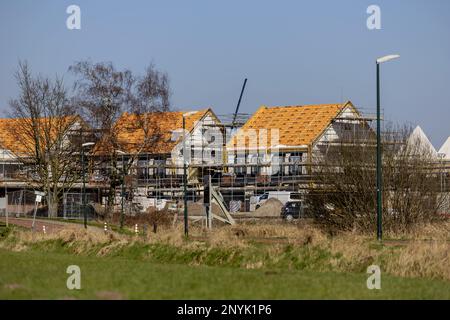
(0, 223, 11, 239)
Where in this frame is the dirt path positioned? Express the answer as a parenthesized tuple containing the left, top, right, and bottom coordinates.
(0, 217, 100, 235)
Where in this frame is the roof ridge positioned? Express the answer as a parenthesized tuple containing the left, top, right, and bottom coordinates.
(119, 108, 210, 117)
(263, 103, 344, 109)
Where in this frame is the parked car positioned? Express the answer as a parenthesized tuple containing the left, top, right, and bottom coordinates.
(281, 201, 307, 221)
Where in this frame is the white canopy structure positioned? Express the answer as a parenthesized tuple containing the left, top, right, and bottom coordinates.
(407, 126, 438, 158)
(438, 137, 450, 160)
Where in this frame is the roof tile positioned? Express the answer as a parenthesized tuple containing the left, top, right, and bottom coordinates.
(229, 103, 348, 149)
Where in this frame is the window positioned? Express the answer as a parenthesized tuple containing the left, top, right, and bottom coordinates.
(343, 123, 352, 131)
(290, 193, 302, 200)
(289, 153, 302, 175)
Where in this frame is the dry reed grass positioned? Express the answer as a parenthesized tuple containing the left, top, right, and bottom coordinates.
(1, 220, 448, 280)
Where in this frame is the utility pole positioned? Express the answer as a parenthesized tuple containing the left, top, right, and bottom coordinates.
(81, 142, 95, 229)
(115, 149, 126, 230)
(3, 149, 7, 227)
(376, 62, 382, 241)
(81, 141, 86, 228)
(375, 54, 400, 241)
(183, 115, 188, 237)
(120, 152, 125, 229)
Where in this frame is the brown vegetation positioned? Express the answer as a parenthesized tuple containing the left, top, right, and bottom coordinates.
(308, 125, 448, 234)
(2, 221, 449, 281)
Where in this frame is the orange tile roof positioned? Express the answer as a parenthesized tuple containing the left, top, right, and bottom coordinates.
(0, 116, 81, 157)
(0, 118, 28, 155)
(229, 102, 354, 150)
(95, 109, 213, 155)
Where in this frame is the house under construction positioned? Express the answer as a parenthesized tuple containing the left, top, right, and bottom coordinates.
(1, 100, 449, 218)
(83, 101, 377, 213)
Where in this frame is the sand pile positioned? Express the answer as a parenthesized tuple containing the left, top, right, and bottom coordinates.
(253, 198, 283, 217)
(188, 201, 223, 216)
(187, 202, 206, 216)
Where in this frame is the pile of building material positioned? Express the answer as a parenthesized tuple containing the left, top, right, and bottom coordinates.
(187, 202, 205, 216)
(187, 201, 222, 216)
(252, 198, 283, 217)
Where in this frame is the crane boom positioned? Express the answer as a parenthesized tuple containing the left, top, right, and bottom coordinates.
(231, 78, 247, 129)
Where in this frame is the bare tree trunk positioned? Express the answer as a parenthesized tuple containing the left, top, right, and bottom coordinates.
(47, 190, 59, 218)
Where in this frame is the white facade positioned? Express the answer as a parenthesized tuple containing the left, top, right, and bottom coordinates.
(170, 112, 223, 174)
(313, 105, 369, 153)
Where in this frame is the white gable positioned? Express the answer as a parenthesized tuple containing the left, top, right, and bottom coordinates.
(438, 137, 450, 160)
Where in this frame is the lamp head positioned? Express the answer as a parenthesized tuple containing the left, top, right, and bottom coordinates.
(376, 54, 400, 64)
(81, 142, 95, 148)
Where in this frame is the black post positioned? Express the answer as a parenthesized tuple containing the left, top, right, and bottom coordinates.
(120, 153, 125, 229)
(376, 62, 382, 241)
(183, 116, 188, 237)
(82, 143, 87, 229)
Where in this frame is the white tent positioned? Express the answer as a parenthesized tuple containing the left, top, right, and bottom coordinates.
(438, 137, 450, 160)
(407, 126, 438, 158)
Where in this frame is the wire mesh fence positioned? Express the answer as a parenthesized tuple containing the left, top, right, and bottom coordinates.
(63, 192, 99, 220)
(6, 189, 39, 217)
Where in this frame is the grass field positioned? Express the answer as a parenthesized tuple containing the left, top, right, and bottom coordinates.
(1, 248, 449, 299)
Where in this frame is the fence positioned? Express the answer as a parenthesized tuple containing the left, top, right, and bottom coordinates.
(63, 192, 98, 220)
(6, 190, 41, 217)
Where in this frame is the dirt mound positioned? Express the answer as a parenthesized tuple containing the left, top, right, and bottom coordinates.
(187, 202, 205, 216)
(188, 201, 224, 216)
(253, 198, 283, 217)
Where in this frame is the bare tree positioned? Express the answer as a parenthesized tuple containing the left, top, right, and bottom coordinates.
(121, 63, 171, 156)
(307, 124, 446, 234)
(69, 60, 134, 132)
(70, 61, 171, 220)
(8, 62, 81, 217)
(70, 61, 134, 214)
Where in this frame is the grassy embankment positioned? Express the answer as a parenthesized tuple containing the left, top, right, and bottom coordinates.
(0, 221, 449, 299)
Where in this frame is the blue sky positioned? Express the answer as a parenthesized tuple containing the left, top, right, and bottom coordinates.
(0, 0, 449, 147)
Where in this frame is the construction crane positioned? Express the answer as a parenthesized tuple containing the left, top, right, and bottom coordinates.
(231, 78, 247, 130)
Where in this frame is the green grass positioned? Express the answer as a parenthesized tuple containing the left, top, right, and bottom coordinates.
(0, 222, 11, 239)
(0, 248, 449, 299)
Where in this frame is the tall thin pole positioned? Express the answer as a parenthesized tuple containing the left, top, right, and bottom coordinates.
(376, 62, 382, 241)
(120, 153, 125, 230)
(82, 144, 87, 229)
(183, 116, 188, 237)
(3, 150, 7, 227)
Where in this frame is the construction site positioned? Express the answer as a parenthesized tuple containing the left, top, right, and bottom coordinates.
(1, 91, 449, 227)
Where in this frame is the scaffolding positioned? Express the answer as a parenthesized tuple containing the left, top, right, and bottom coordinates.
(2, 105, 448, 221)
(106, 107, 389, 214)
